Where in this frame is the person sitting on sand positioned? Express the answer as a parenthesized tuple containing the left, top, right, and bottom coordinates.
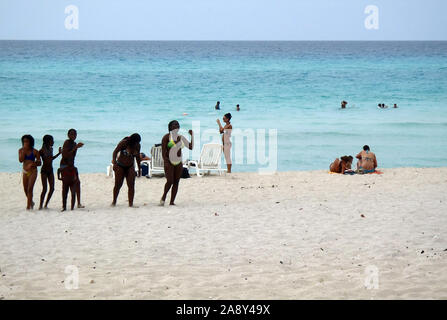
(160, 120, 193, 206)
(140, 152, 150, 161)
(215, 101, 220, 110)
(18, 134, 41, 210)
(356, 145, 377, 173)
(60, 128, 84, 209)
(341, 101, 348, 109)
(111, 133, 142, 207)
(329, 156, 353, 174)
(39, 135, 61, 210)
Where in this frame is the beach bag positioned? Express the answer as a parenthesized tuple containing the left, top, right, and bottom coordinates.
(181, 167, 190, 179)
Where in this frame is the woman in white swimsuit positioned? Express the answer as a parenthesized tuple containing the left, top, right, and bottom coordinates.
(217, 113, 233, 173)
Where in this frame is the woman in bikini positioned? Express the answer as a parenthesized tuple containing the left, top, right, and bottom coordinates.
(330, 155, 353, 174)
(111, 133, 142, 207)
(39, 135, 61, 209)
(160, 120, 193, 206)
(356, 145, 378, 173)
(18, 135, 41, 210)
(217, 113, 233, 173)
(60, 128, 84, 209)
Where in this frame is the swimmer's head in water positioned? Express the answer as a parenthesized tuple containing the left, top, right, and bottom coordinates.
(43, 135, 54, 148)
(168, 120, 180, 132)
(129, 133, 141, 147)
(21, 134, 34, 148)
(363, 145, 370, 151)
(224, 113, 232, 122)
(67, 128, 77, 140)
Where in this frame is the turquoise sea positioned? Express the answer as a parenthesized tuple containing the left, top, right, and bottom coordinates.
(1, 41, 447, 173)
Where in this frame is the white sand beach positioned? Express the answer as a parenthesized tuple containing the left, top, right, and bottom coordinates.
(0, 168, 446, 299)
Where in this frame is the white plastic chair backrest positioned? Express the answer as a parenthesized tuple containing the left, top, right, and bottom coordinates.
(200, 143, 222, 167)
(151, 146, 164, 168)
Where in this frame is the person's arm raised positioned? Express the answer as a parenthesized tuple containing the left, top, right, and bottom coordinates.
(216, 119, 224, 134)
(187, 130, 194, 150)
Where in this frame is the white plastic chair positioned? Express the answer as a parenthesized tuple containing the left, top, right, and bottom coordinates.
(187, 143, 227, 177)
(141, 145, 165, 178)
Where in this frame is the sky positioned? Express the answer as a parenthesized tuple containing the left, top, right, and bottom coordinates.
(0, 0, 446, 40)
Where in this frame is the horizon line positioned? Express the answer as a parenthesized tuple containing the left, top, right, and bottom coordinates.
(1, 39, 447, 42)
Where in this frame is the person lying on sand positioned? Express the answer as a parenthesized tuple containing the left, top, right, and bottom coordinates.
(18, 134, 41, 210)
(356, 145, 377, 173)
(330, 155, 353, 174)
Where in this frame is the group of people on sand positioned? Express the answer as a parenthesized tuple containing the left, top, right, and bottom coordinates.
(19, 115, 234, 211)
(18, 129, 84, 211)
(111, 115, 233, 208)
(330, 145, 378, 174)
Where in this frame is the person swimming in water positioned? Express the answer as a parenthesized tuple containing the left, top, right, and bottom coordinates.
(329, 155, 353, 174)
(341, 101, 348, 109)
(356, 145, 377, 173)
(160, 120, 193, 206)
(38, 135, 61, 210)
(60, 128, 84, 210)
(393, 103, 398, 108)
(111, 133, 142, 207)
(215, 101, 221, 110)
(18, 135, 41, 210)
(236, 104, 240, 111)
(217, 113, 233, 173)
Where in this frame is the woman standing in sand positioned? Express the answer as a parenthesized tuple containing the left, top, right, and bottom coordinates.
(330, 156, 353, 174)
(39, 135, 61, 210)
(60, 129, 84, 209)
(18, 135, 41, 210)
(111, 134, 142, 207)
(217, 113, 232, 173)
(160, 120, 193, 206)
